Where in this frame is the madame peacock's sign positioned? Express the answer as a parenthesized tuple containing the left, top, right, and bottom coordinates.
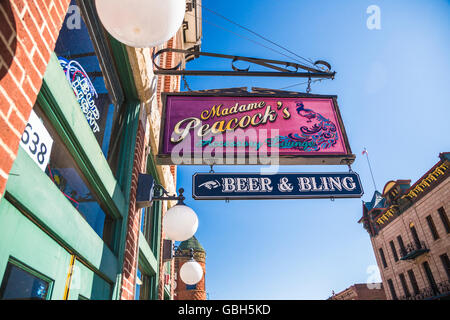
(157, 92, 355, 165)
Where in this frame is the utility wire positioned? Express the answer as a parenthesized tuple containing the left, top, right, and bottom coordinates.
(185, 12, 315, 67)
(279, 78, 323, 90)
(184, 5, 332, 92)
(198, 2, 317, 67)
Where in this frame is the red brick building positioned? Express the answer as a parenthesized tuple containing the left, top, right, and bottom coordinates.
(0, 0, 71, 199)
(359, 152, 450, 300)
(174, 236, 207, 300)
(328, 283, 386, 300)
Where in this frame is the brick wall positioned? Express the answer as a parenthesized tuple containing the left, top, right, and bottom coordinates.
(174, 251, 206, 300)
(156, 34, 180, 300)
(330, 283, 386, 300)
(0, 0, 70, 198)
(120, 122, 146, 300)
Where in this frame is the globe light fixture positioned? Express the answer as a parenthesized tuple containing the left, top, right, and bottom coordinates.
(179, 249, 203, 285)
(95, 0, 186, 48)
(135, 174, 199, 242)
(163, 204, 198, 242)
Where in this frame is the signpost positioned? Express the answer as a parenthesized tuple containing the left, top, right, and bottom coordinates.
(157, 92, 355, 165)
(193, 172, 364, 200)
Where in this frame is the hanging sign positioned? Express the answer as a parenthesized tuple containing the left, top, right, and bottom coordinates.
(157, 92, 354, 165)
(193, 172, 364, 200)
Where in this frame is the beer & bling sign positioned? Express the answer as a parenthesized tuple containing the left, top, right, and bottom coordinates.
(193, 172, 364, 200)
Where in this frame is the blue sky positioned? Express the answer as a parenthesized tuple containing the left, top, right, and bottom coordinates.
(175, 0, 450, 299)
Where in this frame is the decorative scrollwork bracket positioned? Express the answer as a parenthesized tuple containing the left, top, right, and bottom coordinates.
(152, 48, 335, 79)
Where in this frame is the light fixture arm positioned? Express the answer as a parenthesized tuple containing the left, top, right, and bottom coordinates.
(136, 173, 185, 208)
(173, 246, 196, 260)
(152, 184, 186, 205)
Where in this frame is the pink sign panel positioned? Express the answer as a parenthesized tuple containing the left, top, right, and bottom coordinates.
(158, 93, 354, 165)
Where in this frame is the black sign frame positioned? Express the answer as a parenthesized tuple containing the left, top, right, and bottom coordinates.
(192, 172, 364, 200)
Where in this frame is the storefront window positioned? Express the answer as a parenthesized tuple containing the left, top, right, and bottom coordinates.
(34, 106, 114, 245)
(54, 0, 122, 172)
(0, 261, 50, 300)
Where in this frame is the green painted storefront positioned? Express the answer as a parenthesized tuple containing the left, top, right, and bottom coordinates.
(0, 4, 164, 299)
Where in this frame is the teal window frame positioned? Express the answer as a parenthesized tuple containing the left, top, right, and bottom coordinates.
(136, 153, 165, 300)
(4, 40, 141, 298)
(3, 0, 143, 297)
(4, 53, 124, 287)
(37, 53, 129, 249)
(0, 257, 54, 300)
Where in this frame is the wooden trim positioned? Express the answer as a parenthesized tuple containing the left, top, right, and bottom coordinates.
(5, 148, 118, 284)
(63, 255, 76, 300)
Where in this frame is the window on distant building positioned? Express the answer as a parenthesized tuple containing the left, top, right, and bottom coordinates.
(397, 235, 406, 257)
(398, 273, 410, 298)
(389, 241, 399, 262)
(186, 284, 197, 290)
(440, 253, 450, 281)
(379, 247, 388, 268)
(0, 260, 51, 300)
(387, 279, 397, 300)
(407, 269, 420, 295)
(422, 261, 438, 295)
(426, 215, 440, 240)
(437, 207, 450, 234)
(409, 224, 421, 248)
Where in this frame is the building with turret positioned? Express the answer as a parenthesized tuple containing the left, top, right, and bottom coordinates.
(359, 152, 450, 300)
(174, 236, 207, 300)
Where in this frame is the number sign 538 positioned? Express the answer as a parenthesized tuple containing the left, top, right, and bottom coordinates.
(20, 110, 54, 171)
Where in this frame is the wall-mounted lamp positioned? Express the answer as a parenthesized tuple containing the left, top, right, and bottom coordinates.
(136, 174, 198, 242)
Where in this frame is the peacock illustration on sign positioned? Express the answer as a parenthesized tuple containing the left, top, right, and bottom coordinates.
(280, 101, 339, 152)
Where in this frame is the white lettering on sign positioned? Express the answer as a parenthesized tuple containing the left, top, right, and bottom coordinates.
(297, 176, 356, 192)
(20, 110, 54, 171)
(221, 177, 273, 192)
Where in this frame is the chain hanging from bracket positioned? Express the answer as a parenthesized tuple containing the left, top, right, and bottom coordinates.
(182, 75, 193, 92)
(306, 77, 312, 94)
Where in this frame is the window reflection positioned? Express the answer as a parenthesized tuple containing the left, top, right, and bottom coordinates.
(54, 0, 119, 167)
(34, 105, 114, 245)
(0, 261, 50, 300)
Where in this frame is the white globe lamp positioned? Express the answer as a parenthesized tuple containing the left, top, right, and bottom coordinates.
(95, 0, 186, 48)
(163, 204, 198, 242)
(180, 258, 203, 285)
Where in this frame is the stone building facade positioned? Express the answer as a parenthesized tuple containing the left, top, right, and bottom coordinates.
(359, 152, 450, 300)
